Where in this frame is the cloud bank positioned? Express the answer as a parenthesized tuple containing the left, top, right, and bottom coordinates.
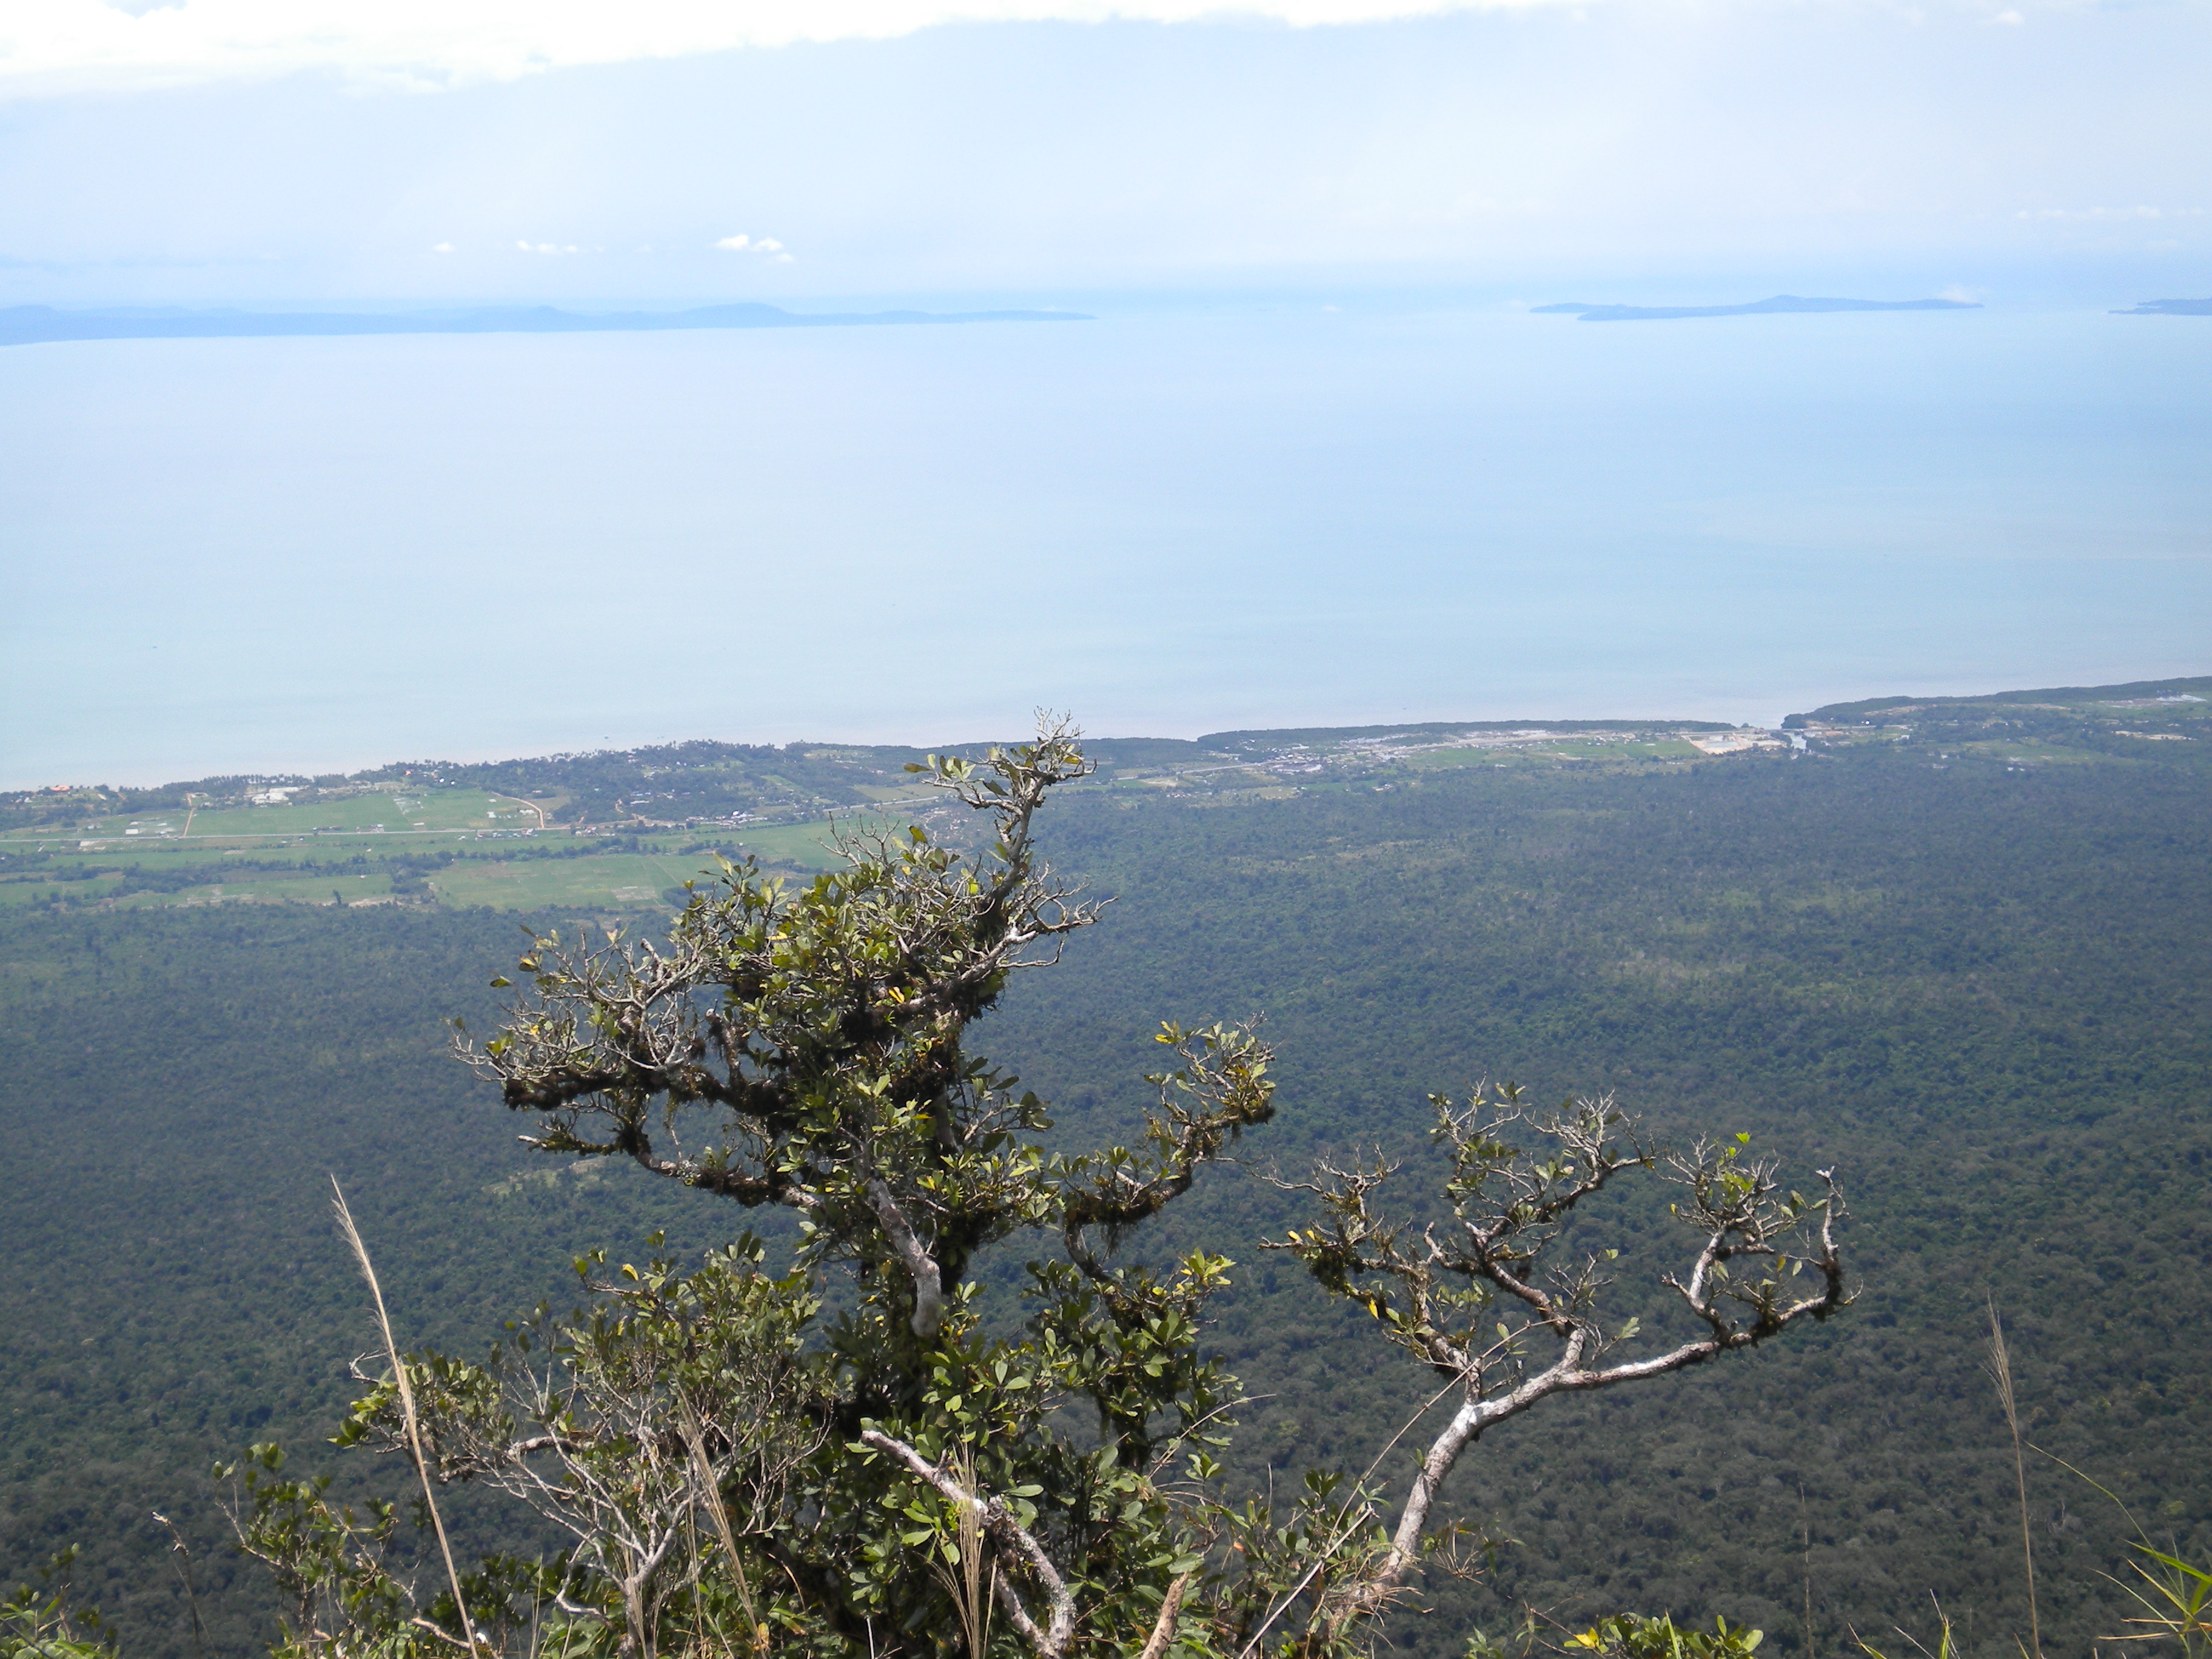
(5, 0, 1552, 95)
(5, 0, 2204, 298)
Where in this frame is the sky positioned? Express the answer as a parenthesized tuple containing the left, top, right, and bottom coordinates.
(3, 0, 2208, 304)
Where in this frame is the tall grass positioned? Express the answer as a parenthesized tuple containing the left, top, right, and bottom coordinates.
(1985, 1302, 2040, 1659)
(1801, 1484, 1817, 1659)
(1853, 1597, 1957, 1659)
(931, 1447, 994, 1659)
(330, 1178, 482, 1659)
(2033, 1446, 2212, 1659)
(674, 1395, 769, 1656)
(149, 1511, 205, 1659)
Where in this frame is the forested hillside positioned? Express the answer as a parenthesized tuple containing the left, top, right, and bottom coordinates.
(3, 684, 2206, 1659)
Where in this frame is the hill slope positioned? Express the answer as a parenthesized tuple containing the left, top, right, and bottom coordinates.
(3, 682, 2207, 1659)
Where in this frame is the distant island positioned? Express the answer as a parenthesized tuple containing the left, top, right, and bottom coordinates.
(1533, 293, 1980, 322)
(2113, 297, 2212, 316)
(0, 301, 1093, 348)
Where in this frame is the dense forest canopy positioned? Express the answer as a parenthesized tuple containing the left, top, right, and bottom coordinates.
(2, 678, 2206, 1659)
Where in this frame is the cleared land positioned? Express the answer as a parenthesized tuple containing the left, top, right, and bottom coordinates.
(5, 683, 2202, 917)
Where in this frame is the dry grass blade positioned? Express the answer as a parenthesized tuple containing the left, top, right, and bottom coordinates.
(1851, 1598, 1956, 1659)
(1800, 1484, 1817, 1659)
(1985, 1301, 2040, 1659)
(933, 1446, 995, 1659)
(150, 1510, 206, 1659)
(674, 1395, 769, 1655)
(331, 1176, 483, 1659)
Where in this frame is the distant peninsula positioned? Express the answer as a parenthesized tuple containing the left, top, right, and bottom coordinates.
(0, 301, 1092, 348)
(2113, 297, 2212, 317)
(1533, 294, 1980, 322)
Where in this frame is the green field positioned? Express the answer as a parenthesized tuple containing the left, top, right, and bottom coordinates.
(429, 851, 717, 910)
(31, 785, 555, 850)
(722, 816, 861, 869)
(0, 813, 872, 916)
(5, 686, 2202, 921)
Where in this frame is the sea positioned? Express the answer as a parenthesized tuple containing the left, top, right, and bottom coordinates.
(4, 295, 2208, 787)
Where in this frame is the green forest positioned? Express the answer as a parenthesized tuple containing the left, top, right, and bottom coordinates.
(3, 678, 2207, 1659)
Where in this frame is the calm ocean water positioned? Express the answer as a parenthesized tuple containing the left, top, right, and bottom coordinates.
(4, 300, 2208, 786)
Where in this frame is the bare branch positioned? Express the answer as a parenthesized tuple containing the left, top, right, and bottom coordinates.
(863, 1178, 945, 1339)
(1138, 1574, 1193, 1659)
(1273, 1088, 1852, 1632)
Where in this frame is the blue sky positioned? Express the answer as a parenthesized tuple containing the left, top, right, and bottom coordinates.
(4, 0, 2208, 303)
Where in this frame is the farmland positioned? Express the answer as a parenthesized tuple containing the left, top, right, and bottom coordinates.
(4, 680, 2202, 917)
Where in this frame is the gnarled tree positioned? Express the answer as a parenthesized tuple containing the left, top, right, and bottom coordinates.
(233, 719, 1850, 1659)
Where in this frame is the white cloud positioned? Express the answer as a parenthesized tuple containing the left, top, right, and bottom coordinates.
(716, 232, 793, 260)
(1, 0, 1565, 96)
(431, 240, 454, 253)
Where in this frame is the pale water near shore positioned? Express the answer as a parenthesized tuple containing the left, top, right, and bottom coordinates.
(4, 300, 2208, 785)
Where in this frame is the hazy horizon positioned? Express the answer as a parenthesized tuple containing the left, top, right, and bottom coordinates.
(5, 2, 2207, 788)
